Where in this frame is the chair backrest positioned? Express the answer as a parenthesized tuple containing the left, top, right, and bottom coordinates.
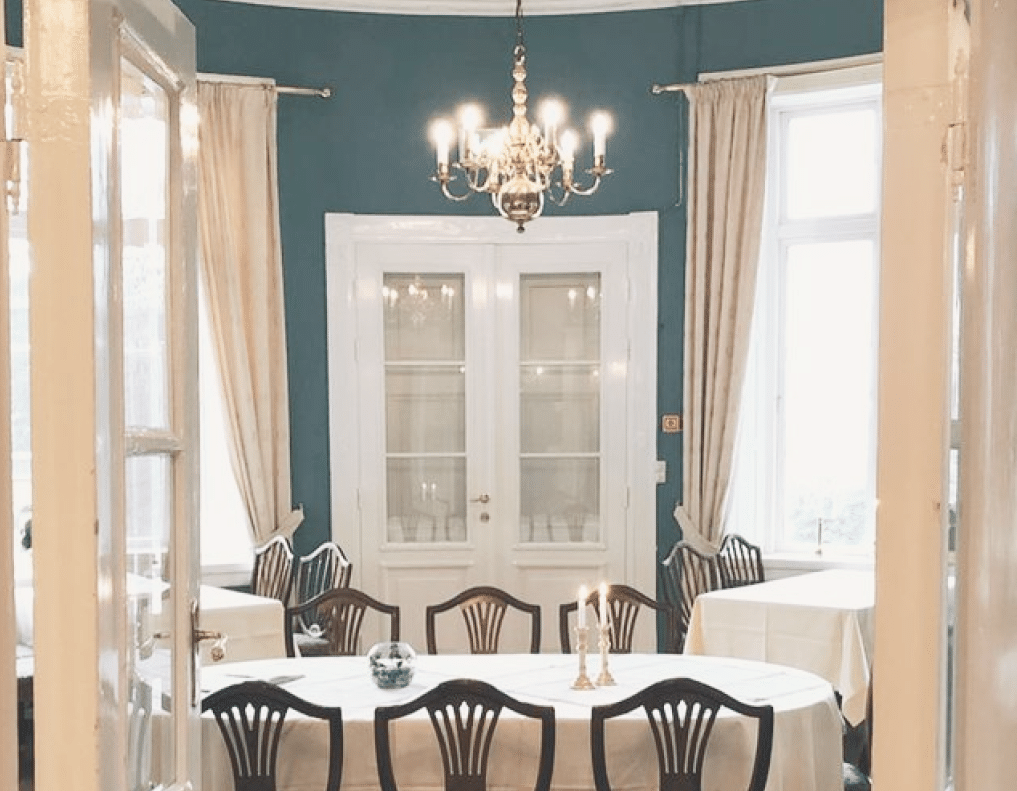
(718, 534, 765, 588)
(375, 678, 555, 791)
(425, 585, 541, 654)
(659, 540, 722, 651)
(285, 586, 400, 657)
(558, 583, 679, 654)
(295, 541, 353, 606)
(251, 535, 294, 604)
(590, 677, 774, 791)
(202, 680, 343, 791)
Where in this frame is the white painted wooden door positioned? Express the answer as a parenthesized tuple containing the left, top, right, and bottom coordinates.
(327, 214, 657, 653)
(26, 0, 199, 789)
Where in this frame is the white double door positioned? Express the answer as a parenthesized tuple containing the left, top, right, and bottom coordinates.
(327, 213, 657, 653)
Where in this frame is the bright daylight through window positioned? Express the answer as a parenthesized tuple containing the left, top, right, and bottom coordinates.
(199, 285, 253, 582)
(728, 65, 882, 558)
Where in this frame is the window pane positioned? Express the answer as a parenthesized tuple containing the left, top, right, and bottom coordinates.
(520, 274, 600, 361)
(385, 366, 465, 454)
(383, 274, 465, 361)
(520, 457, 599, 543)
(383, 273, 467, 544)
(519, 274, 602, 544)
(782, 240, 877, 551)
(385, 457, 466, 543)
(198, 288, 252, 569)
(520, 364, 600, 454)
(125, 452, 173, 788)
(121, 59, 170, 430)
(785, 107, 878, 220)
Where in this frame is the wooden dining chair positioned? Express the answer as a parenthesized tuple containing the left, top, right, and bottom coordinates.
(251, 535, 294, 605)
(290, 541, 353, 654)
(718, 533, 765, 588)
(659, 540, 722, 651)
(295, 541, 353, 605)
(558, 583, 679, 654)
(425, 585, 541, 654)
(375, 678, 555, 791)
(286, 586, 400, 657)
(202, 680, 343, 791)
(591, 677, 774, 791)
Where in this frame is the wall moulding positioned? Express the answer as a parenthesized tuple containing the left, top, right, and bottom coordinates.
(215, 0, 752, 16)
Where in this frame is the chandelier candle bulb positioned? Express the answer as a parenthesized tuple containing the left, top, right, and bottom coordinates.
(591, 112, 610, 160)
(431, 119, 453, 168)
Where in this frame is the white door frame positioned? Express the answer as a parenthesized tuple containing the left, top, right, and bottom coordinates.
(325, 212, 658, 612)
(26, 0, 199, 789)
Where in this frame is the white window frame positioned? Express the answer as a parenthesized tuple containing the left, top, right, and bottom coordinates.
(727, 62, 883, 569)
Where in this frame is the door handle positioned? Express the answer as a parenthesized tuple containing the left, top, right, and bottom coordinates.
(191, 600, 229, 706)
(470, 494, 490, 504)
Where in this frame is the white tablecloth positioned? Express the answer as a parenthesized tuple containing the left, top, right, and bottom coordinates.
(200, 653, 842, 791)
(684, 569, 874, 725)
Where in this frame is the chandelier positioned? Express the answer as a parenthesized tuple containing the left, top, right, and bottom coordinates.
(429, 0, 613, 232)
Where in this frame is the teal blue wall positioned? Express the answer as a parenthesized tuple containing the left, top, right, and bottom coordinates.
(171, 0, 882, 563)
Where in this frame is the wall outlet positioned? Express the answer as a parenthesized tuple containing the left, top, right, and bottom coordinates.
(655, 460, 667, 484)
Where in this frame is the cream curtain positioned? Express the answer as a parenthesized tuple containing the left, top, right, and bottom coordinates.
(197, 80, 303, 545)
(674, 76, 768, 550)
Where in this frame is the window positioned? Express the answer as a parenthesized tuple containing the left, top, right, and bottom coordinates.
(727, 65, 882, 558)
(198, 285, 252, 583)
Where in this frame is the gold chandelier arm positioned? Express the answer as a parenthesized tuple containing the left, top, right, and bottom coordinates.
(567, 166, 612, 197)
(431, 170, 474, 202)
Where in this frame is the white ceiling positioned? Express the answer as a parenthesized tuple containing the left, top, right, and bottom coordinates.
(215, 0, 745, 16)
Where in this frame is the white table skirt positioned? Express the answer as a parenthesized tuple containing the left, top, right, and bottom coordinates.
(200, 653, 842, 791)
(196, 584, 287, 663)
(144, 584, 286, 664)
(684, 569, 874, 725)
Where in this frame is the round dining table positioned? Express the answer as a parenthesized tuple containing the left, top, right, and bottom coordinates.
(200, 651, 842, 791)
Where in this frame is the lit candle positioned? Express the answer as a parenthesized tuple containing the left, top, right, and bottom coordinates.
(599, 581, 609, 629)
(560, 130, 578, 167)
(541, 98, 564, 146)
(431, 119, 454, 168)
(459, 104, 482, 162)
(577, 585, 588, 628)
(591, 112, 611, 160)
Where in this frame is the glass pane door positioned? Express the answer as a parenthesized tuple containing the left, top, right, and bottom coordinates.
(383, 273, 467, 544)
(519, 273, 602, 544)
(121, 54, 176, 790)
(332, 215, 657, 653)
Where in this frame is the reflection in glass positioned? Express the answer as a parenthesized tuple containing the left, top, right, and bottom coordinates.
(520, 364, 599, 454)
(383, 273, 465, 361)
(520, 273, 600, 361)
(386, 457, 466, 543)
(121, 57, 170, 430)
(386, 367, 465, 454)
(125, 452, 172, 789)
(782, 240, 877, 550)
(384, 273, 466, 544)
(520, 458, 599, 543)
(121, 53, 175, 791)
(520, 274, 601, 543)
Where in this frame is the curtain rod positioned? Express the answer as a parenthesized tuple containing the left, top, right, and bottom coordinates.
(276, 85, 332, 98)
(651, 53, 882, 97)
(198, 71, 332, 98)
